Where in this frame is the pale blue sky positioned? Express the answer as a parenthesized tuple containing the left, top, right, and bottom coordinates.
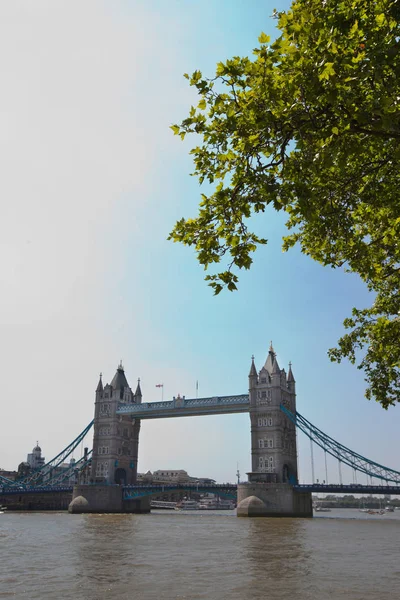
(0, 0, 398, 485)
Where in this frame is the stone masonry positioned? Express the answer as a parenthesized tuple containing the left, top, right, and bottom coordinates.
(248, 344, 297, 484)
(90, 363, 141, 485)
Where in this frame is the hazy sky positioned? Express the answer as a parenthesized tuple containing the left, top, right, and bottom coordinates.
(1, 0, 398, 485)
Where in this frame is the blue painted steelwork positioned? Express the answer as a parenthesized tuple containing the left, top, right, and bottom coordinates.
(281, 405, 400, 484)
(0, 475, 22, 488)
(44, 451, 93, 487)
(0, 485, 73, 496)
(116, 394, 249, 419)
(295, 484, 400, 495)
(16, 420, 94, 487)
(123, 483, 237, 500)
(0, 453, 92, 494)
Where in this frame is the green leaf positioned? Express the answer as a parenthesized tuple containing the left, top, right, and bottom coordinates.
(258, 32, 270, 44)
(319, 62, 336, 80)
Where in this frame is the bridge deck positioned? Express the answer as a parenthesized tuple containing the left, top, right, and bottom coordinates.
(2, 483, 400, 497)
(295, 484, 400, 495)
(116, 394, 250, 419)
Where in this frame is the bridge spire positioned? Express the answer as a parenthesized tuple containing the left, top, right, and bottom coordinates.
(135, 378, 142, 399)
(96, 373, 103, 393)
(110, 363, 129, 390)
(264, 342, 277, 374)
(249, 355, 257, 378)
(271, 353, 280, 374)
(288, 362, 295, 382)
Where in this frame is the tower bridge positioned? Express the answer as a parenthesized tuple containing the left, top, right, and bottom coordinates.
(2, 343, 400, 516)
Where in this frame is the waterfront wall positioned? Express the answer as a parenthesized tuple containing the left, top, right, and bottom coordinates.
(0, 490, 72, 511)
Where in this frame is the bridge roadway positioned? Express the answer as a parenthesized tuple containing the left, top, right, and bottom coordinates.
(124, 483, 400, 498)
(122, 482, 238, 499)
(116, 394, 250, 419)
(294, 483, 400, 495)
(2, 483, 400, 497)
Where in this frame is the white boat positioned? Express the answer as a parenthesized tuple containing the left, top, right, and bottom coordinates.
(198, 500, 235, 510)
(150, 500, 177, 510)
(175, 500, 199, 511)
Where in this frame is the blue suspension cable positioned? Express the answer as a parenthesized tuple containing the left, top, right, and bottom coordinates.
(280, 405, 400, 485)
(18, 420, 94, 486)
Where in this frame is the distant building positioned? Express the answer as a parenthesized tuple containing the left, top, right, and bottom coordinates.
(27, 442, 45, 470)
(0, 469, 17, 481)
(137, 470, 216, 485)
(152, 470, 194, 484)
(196, 477, 217, 485)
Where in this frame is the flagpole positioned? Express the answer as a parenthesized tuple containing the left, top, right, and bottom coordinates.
(155, 383, 164, 401)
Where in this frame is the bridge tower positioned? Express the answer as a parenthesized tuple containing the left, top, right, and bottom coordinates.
(237, 344, 312, 517)
(248, 344, 297, 484)
(90, 363, 141, 485)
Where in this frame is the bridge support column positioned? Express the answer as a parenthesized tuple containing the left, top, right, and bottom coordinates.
(237, 483, 312, 517)
(68, 484, 150, 514)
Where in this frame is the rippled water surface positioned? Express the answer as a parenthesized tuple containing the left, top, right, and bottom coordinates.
(1, 509, 400, 600)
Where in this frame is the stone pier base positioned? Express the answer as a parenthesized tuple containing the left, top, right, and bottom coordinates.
(237, 483, 312, 517)
(68, 484, 150, 514)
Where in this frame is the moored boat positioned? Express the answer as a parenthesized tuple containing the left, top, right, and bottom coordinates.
(175, 499, 200, 510)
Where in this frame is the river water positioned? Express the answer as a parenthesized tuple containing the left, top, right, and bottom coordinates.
(1, 509, 399, 600)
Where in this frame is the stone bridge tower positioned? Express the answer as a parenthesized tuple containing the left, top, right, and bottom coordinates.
(248, 344, 297, 484)
(90, 363, 141, 485)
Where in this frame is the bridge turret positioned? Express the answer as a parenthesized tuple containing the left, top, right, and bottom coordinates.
(287, 362, 295, 393)
(264, 342, 275, 373)
(270, 352, 281, 386)
(110, 361, 130, 400)
(249, 355, 258, 408)
(95, 373, 103, 397)
(134, 378, 142, 404)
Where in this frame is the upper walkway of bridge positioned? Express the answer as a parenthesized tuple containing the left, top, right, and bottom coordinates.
(116, 394, 250, 419)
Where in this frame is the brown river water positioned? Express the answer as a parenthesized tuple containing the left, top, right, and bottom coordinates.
(1, 509, 399, 600)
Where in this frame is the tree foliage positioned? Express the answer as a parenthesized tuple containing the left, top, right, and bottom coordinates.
(169, 0, 400, 407)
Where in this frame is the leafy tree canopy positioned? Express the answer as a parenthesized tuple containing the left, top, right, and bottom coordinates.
(169, 0, 400, 408)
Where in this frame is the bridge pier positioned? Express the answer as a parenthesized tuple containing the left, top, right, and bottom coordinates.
(68, 484, 150, 514)
(237, 483, 312, 517)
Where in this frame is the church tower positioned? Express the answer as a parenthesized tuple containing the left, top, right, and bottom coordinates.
(90, 363, 141, 485)
(248, 344, 298, 484)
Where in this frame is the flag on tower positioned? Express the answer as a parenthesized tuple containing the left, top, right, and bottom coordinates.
(155, 384, 163, 388)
